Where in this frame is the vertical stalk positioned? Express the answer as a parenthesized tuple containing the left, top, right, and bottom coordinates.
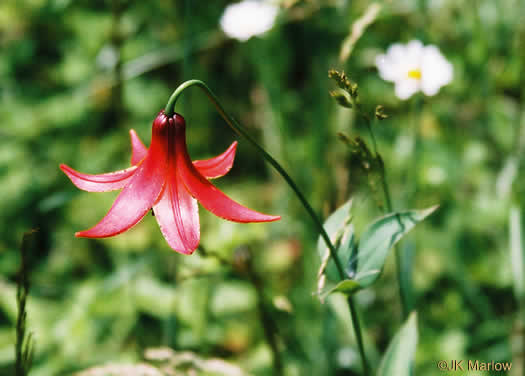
(347, 296, 370, 375)
(351, 99, 409, 319)
(15, 231, 36, 376)
(165, 80, 370, 375)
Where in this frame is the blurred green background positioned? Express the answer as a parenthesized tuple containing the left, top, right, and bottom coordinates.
(1, 0, 525, 375)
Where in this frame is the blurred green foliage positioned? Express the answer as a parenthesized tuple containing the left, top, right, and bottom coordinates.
(1, 0, 525, 375)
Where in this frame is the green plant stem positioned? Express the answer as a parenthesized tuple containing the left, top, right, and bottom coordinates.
(16, 230, 36, 376)
(362, 111, 379, 157)
(166, 80, 346, 276)
(379, 155, 408, 319)
(347, 296, 370, 375)
(378, 158, 394, 213)
(166, 80, 369, 375)
(351, 99, 409, 319)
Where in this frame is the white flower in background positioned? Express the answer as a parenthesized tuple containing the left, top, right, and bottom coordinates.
(220, 0, 279, 42)
(375, 40, 453, 100)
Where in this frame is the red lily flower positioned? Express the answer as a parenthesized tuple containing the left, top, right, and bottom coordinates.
(60, 111, 280, 254)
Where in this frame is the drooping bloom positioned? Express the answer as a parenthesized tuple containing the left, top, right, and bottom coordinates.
(375, 40, 453, 100)
(220, 0, 279, 42)
(61, 111, 280, 254)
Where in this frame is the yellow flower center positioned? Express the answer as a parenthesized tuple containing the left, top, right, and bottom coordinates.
(407, 69, 422, 80)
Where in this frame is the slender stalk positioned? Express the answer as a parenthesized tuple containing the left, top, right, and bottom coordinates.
(378, 157, 394, 213)
(16, 231, 36, 376)
(347, 296, 370, 376)
(379, 154, 409, 318)
(360, 110, 379, 156)
(351, 98, 409, 319)
(166, 80, 346, 276)
(349, 102, 392, 215)
(166, 80, 369, 375)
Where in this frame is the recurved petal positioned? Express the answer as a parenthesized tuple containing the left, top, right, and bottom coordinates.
(130, 129, 148, 165)
(193, 141, 237, 179)
(75, 150, 167, 238)
(60, 163, 137, 192)
(177, 145, 280, 223)
(153, 172, 200, 254)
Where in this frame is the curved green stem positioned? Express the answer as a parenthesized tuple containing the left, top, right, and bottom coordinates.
(166, 80, 345, 275)
(166, 79, 369, 375)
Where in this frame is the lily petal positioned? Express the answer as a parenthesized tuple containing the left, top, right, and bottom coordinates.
(153, 171, 200, 254)
(176, 131, 280, 223)
(193, 141, 238, 179)
(130, 129, 148, 165)
(76, 136, 168, 238)
(60, 164, 137, 192)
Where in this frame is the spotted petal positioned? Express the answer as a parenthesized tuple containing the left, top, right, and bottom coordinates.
(130, 129, 148, 165)
(176, 132, 280, 223)
(193, 141, 237, 179)
(153, 171, 200, 254)
(76, 144, 167, 238)
(60, 164, 138, 192)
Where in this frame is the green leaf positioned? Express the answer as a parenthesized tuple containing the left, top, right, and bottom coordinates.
(316, 279, 362, 302)
(316, 200, 357, 301)
(330, 279, 361, 294)
(377, 312, 418, 376)
(353, 206, 438, 287)
(317, 204, 436, 300)
(317, 200, 355, 282)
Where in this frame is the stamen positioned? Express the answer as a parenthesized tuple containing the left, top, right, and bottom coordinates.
(407, 69, 422, 79)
